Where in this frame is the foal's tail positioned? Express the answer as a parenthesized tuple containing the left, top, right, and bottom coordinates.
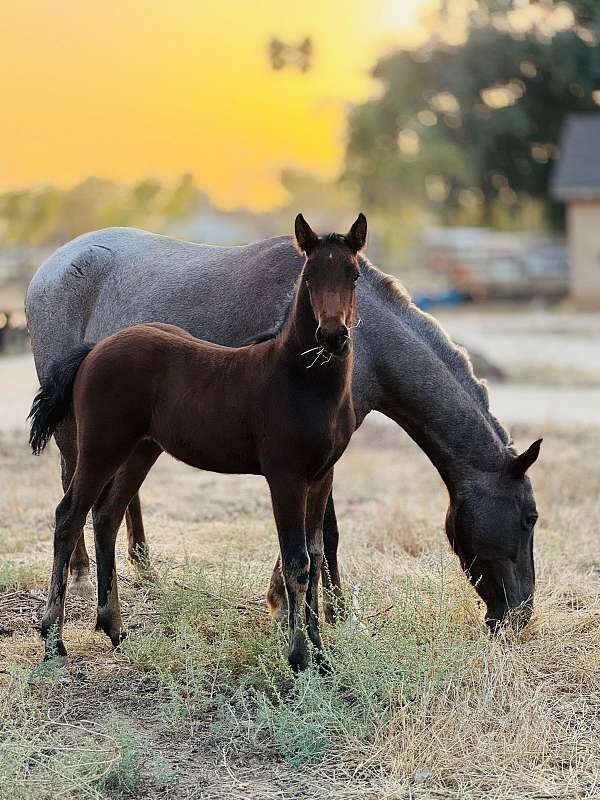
(28, 343, 95, 455)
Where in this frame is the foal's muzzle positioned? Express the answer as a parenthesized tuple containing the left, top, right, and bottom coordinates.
(316, 324, 350, 357)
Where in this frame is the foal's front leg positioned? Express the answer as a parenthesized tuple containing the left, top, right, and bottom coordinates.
(267, 475, 310, 671)
(305, 471, 334, 657)
(267, 486, 346, 624)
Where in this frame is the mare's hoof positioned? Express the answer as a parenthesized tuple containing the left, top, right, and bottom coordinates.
(128, 563, 159, 586)
(69, 575, 95, 600)
(324, 599, 348, 625)
(44, 639, 68, 661)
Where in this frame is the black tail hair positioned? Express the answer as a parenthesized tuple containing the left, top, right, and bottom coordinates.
(28, 343, 95, 455)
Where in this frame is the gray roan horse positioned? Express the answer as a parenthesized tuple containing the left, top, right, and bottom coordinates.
(26, 226, 541, 632)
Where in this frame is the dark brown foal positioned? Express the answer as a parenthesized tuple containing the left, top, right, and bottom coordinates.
(30, 213, 367, 670)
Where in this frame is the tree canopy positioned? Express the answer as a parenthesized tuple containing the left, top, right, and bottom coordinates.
(344, 0, 600, 230)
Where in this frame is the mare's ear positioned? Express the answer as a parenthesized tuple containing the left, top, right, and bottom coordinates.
(508, 438, 542, 479)
(294, 214, 319, 256)
(346, 213, 367, 253)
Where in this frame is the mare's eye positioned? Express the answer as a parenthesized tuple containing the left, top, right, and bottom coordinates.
(524, 513, 538, 530)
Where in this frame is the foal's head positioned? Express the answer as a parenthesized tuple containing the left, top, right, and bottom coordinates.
(294, 213, 367, 357)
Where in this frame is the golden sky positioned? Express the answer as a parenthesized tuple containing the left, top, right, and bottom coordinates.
(1, 0, 429, 209)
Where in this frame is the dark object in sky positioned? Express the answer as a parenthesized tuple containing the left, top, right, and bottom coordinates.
(269, 36, 312, 72)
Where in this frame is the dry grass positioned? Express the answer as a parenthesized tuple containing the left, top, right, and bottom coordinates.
(1, 420, 599, 799)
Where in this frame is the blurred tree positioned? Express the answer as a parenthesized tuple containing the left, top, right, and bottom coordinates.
(0, 175, 202, 246)
(163, 173, 200, 220)
(344, 0, 600, 230)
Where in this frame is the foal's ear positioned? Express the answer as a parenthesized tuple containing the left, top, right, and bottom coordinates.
(294, 214, 319, 256)
(508, 438, 542, 479)
(346, 213, 367, 254)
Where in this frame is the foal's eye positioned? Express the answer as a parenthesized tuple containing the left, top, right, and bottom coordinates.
(353, 272, 360, 283)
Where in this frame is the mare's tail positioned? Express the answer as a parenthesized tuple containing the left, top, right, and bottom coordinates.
(28, 343, 95, 455)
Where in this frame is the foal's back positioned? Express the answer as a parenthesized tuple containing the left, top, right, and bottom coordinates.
(74, 324, 274, 474)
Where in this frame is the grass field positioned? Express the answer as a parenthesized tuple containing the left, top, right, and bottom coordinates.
(1, 408, 599, 799)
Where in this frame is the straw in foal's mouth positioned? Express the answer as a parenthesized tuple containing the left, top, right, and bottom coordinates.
(304, 347, 325, 369)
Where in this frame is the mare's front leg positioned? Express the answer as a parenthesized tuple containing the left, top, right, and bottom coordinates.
(93, 441, 161, 647)
(267, 474, 310, 672)
(305, 471, 334, 657)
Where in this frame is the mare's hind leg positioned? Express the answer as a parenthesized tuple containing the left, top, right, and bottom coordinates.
(267, 489, 346, 624)
(93, 441, 161, 647)
(54, 419, 94, 597)
(266, 558, 287, 623)
(125, 493, 150, 567)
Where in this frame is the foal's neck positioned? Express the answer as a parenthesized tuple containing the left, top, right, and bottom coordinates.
(283, 276, 317, 356)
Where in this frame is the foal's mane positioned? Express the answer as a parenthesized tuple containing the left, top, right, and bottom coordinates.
(361, 257, 511, 448)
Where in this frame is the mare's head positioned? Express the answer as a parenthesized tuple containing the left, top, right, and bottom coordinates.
(294, 213, 366, 357)
(446, 439, 542, 633)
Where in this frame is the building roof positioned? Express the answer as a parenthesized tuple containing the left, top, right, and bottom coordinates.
(552, 114, 600, 202)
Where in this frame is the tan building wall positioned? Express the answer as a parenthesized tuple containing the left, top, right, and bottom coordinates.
(568, 201, 600, 309)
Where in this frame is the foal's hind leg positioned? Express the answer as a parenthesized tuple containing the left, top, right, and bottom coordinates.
(321, 491, 346, 623)
(40, 463, 116, 659)
(93, 441, 161, 647)
(54, 419, 94, 597)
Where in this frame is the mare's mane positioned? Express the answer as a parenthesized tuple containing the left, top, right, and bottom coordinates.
(361, 257, 511, 448)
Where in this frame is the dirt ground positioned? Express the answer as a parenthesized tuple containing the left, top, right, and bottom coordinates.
(1, 311, 600, 799)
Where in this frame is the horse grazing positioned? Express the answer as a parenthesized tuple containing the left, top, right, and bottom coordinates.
(29, 213, 366, 670)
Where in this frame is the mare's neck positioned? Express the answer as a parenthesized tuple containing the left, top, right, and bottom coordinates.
(359, 290, 509, 490)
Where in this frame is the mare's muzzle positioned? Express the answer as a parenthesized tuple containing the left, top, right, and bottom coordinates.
(316, 323, 350, 357)
(485, 598, 533, 635)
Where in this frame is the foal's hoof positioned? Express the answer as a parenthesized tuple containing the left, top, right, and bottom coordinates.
(95, 617, 127, 649)
(313, 648, 332, 676)
(288, 646, 310, 673)
(69, 574, 95, 600)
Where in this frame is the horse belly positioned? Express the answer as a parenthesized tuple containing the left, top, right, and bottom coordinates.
(154, 410, 261, 475)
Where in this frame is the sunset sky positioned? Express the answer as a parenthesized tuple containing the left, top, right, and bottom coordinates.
(1, 0, 431, 209)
